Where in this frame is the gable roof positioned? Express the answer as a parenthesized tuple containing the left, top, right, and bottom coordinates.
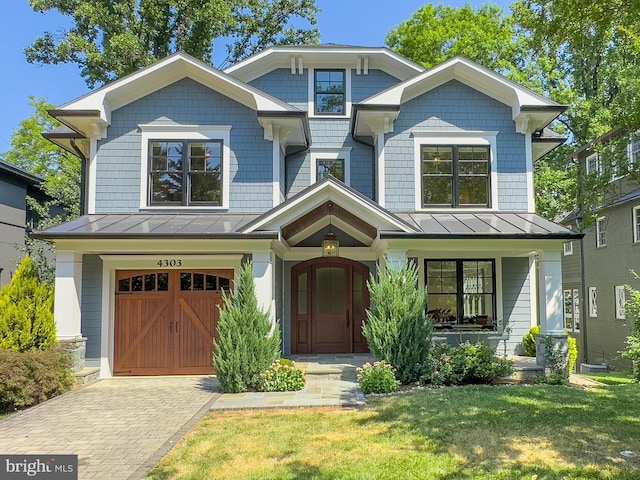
(224, 44, 425, 82)
(49, 52, 303, 140)
(356, 56, 566, 134)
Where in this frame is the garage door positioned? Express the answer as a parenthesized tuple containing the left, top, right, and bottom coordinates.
(114, 269, 232, 375)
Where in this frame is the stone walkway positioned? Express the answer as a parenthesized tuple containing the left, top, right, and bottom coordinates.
(0, 376, 218, 480)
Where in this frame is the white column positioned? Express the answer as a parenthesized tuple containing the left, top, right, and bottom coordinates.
(54, 251, 84, 339)
(376, 131, 386, 207)
(252, 251, 275, 323)
(386, 250, 407, 270)
(272, 125, 281, 207)
(537, 249, 564, 335)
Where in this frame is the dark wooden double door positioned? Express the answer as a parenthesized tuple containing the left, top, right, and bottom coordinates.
(114, 269, 232, 375)
(292, 258, 369, 354)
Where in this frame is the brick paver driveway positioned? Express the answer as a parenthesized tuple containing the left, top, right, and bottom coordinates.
(0, 377, 219, 479)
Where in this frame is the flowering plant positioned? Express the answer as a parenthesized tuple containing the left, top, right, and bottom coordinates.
(356, 361, 400, 394)
(259, 358, 306, 392)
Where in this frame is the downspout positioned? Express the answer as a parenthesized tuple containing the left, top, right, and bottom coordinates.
(70, 138, 88, 216)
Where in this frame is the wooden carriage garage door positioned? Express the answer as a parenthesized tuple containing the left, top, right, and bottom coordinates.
(114, 269, 232, 376)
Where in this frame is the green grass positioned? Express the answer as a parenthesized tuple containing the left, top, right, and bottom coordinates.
(145, 384, 640, 480)
(578, 372, 637, 386)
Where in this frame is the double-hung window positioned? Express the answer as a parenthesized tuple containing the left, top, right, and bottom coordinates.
(595, 216, 607, 247)
(425, 259, 496, 327)
(149, 140, 222, 206)
(314, 70, 345, 115)
(586, 153, 601, 175)
(633, 206, 640, 243)
(421, 145, 490, 207)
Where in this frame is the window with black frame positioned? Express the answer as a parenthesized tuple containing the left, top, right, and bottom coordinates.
(314, 70, 345, 115)
(149, 140, 222, 206)
(421, 145, 490, 207)
(425, 259, 496, 330)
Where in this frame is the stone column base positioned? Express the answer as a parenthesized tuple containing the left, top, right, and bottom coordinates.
(58, 337, 87, 372)
(535, 333, 569, 376)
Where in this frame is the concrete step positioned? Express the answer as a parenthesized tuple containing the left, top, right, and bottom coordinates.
(75, 367, 100, 385)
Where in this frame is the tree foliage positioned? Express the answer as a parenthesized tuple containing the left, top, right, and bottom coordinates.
(0, 256, 56, 352)
(363, 260, 432, 384)
(212, 261, 280, 393)
(26, 0, 320, 87)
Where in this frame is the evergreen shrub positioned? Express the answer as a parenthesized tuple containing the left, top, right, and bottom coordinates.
(0, 255, 56, 352)
(212, 262, 281, 393)
(363, 261, 432, 384)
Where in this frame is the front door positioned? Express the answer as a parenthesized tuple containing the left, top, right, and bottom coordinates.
(291, 258, 369, 354)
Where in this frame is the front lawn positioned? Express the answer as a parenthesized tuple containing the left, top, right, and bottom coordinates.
(577, 372, 637, 386)
(145, 384, 640, 479)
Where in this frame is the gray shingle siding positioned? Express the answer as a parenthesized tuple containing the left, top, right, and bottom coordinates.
(96, 77, 273, 213)
(81, 254, 103, 363)
(249, 68, 308, 110)
(352, 69, 401, 102)
(384, 80, 528, 212)
(501, 257, 532, 354)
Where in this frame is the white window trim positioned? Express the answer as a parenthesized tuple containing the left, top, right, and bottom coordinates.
(307, 68, 352, 118)
(586, 152, 601, 175)
(615, 285, 626, 320)
(139, 124, 232, 210)
(412, 130, 499, 212)
(633, 205, 640, 243)
(563, 241, 573, 256)
(588, 286, 598, 317)
(563, 288, 573, 329)
(310, 148, 351, 185)
(595, 215, 606, 248)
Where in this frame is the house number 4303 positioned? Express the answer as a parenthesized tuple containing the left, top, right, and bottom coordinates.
(156, 259, 182, 267)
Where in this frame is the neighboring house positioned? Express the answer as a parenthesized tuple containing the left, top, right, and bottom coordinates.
(0, 160, 48, 287)
(35, 45, 579, 378)
(561, 129, 640, 370)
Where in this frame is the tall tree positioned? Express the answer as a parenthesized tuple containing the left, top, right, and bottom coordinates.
(26, 0, 320, 87)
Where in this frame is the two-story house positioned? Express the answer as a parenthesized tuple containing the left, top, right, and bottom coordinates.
(0, 160, 49, 286)
(36, 45, 579, 378)
(561, 128, 640, 370)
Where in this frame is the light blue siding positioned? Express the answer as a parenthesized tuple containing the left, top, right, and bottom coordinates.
(385, 80, 528, 211)
(502, 257, 532, 354)
(81, 254, 103, 364)
(352, 69, 400, 102)
(249, 68, 308, 110)
(96, 77, 273, 213)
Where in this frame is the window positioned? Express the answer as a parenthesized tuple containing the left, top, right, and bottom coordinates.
(149, 140, 222, 206)
(633, 206, 640, 243)
(563, 241, 573, 256)
(421, 145, 490, 207)
(596, 216, 606, 247)
(425, 259, 496, 328)
(588, 286, 597, 317)
(615, 285, 626, 319)
(314, 70, 345, 115)
(586, 152, 601, 175)
(317, 158, 344, 181)
(563, 289, 574, 330)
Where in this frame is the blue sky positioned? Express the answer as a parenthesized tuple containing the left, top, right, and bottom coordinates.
(0, 1, 511, 154)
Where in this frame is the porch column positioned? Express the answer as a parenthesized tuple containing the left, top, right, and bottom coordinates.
(54, 251, 86, 371)
(252, 251, 275, 323)
(536, 249, 568, 370)
(386, 250, 407, 270)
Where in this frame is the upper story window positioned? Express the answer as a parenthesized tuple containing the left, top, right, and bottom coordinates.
(421, 145, 490, 208)
(586, 152, 601, 175)
(310, 148, 351, 185)
(314, 70, 345, 115)
(149, 140, 222, 206)
(633, 206, 640, 243)
(317, 158, 344, 181)
(563, 241, 573, 256)
(596, 216, 607, 247)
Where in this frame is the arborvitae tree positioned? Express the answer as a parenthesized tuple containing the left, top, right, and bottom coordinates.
(0, 255, 55, 351)
(213, 261, 280, 393)
(363, 260, 432, 384)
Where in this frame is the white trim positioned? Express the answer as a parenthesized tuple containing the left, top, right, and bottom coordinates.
(309, 148, 352, 185)
(412, 130, 498, 211)
(633, 205, 640, 243)
(525, 134, 535, 212)
(596, 215, 607, 248)
(307, 68, 352, 118)
(529, 255, 538, 329)
(98, 254, 243, 378)
(615, 285, 627, 320)
(588, 286, 598, 317)
(563, 241, 573, 256)
(377, 131, 386, 207)
(272, 125, 281, 207)
(139, 125, 232, 210)
(586, 152, 601, 175)
(88, 138, 98, 214)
